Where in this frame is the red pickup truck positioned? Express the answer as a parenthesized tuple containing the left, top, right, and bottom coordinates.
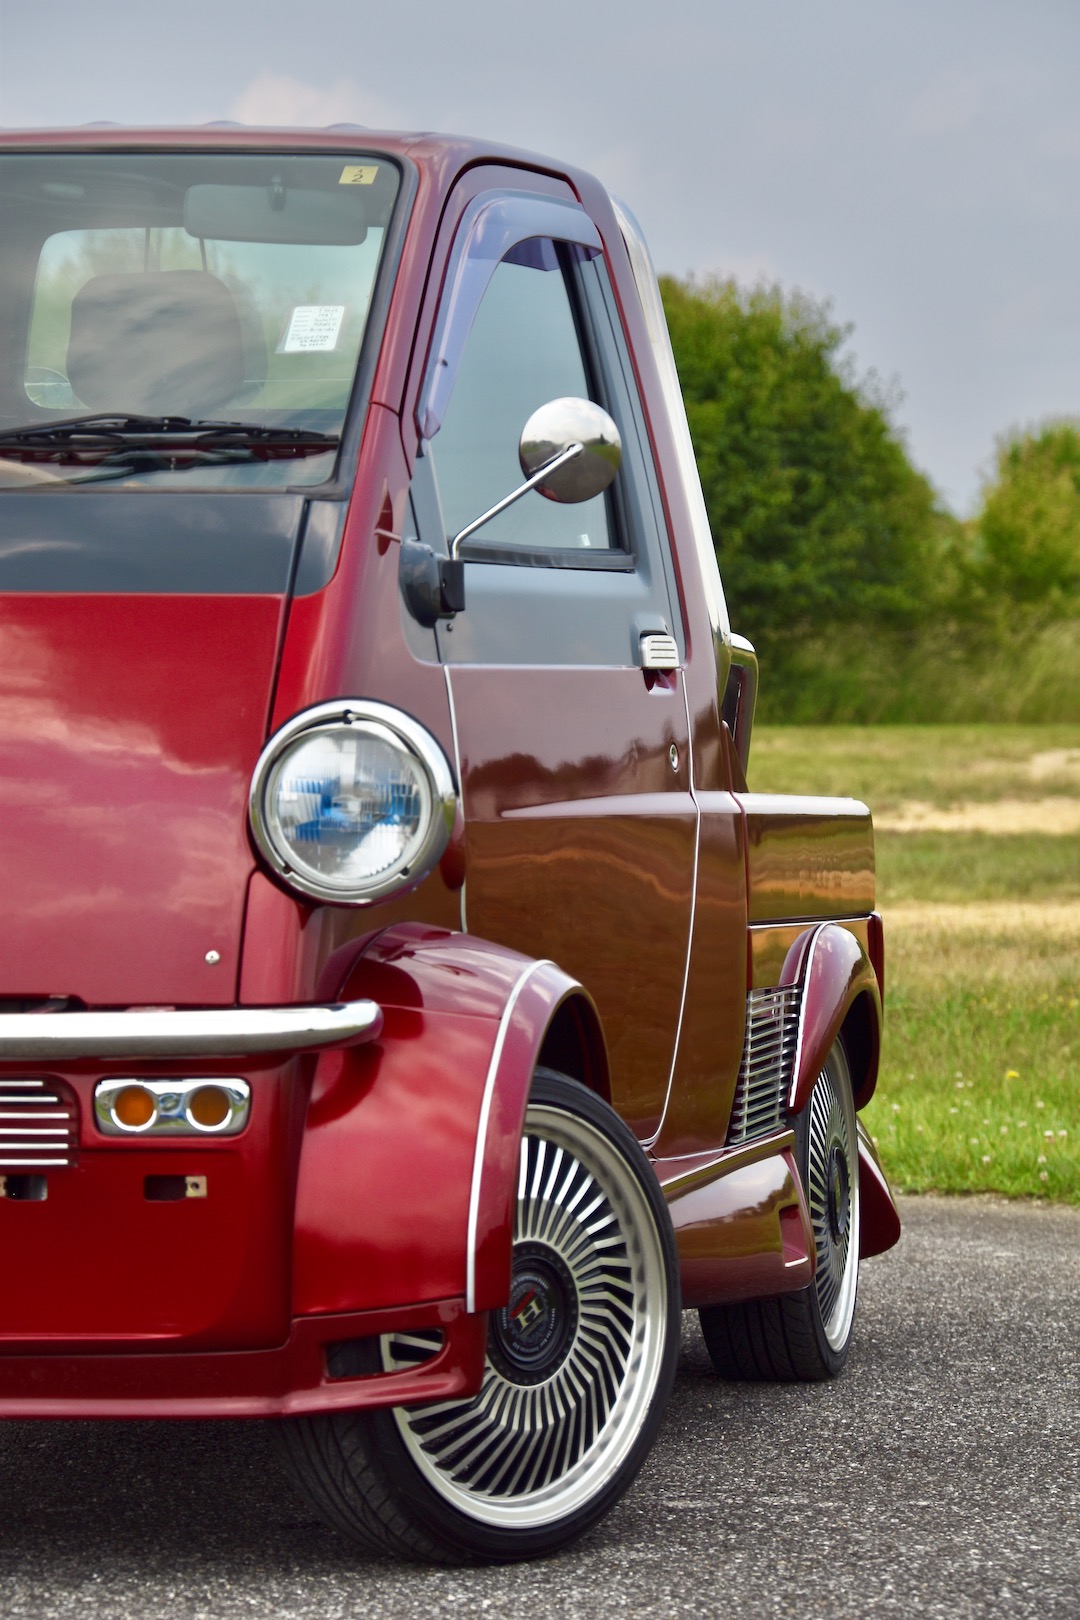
(0, 126, 898, 1564)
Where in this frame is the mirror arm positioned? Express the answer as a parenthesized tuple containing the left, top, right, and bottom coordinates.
(450, 443, 583, 558)
(400, 443, 584, 629)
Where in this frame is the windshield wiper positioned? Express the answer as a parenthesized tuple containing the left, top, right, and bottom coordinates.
(0, 415, 339, 456)
(0, 414, 203, 445)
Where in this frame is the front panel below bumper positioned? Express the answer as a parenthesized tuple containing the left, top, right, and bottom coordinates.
(0, 1297, 486, 1419)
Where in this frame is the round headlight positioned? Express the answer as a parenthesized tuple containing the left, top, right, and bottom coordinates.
(249, 702, 457, 903)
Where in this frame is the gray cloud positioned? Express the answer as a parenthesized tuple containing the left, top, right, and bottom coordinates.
(1, 0, 1078, 512)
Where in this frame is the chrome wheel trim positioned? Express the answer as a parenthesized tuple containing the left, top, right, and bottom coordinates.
(806, 1048, 860, 1352)
(382, 1099, 669, 1529)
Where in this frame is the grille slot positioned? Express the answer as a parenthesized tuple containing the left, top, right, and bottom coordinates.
(726, 985, 802, 1146)
(0, 1078, 78, 1168)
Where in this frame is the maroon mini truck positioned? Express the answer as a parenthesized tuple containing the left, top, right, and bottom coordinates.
(0, 126, 899, 1563)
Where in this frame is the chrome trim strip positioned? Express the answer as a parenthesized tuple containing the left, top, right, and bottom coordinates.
(0, 1125, 70, 1134)
(444, 665, 467, 934)
(465, 958, 554, 1315)
(647, 673, 700, 1151)
(0, 1109, 68, 1118)
(0, 1154, 68, 1166)
(748, 915, 872, 932)
(788, 926, 823, 1111)
(0, 1000, 382, 1060)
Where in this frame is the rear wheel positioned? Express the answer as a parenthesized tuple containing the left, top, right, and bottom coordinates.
(280, 1070, 680, 1563)
(699, 1039, 860, 1381)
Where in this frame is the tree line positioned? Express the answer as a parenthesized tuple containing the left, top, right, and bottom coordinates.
(661, 274, 1080, 723)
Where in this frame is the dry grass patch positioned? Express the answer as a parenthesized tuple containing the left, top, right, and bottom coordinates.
(749, 723, 1080, 810)
(875, 798, 1080, 834)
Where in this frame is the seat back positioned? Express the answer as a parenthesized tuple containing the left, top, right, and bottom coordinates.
(67, 270, 247, 418)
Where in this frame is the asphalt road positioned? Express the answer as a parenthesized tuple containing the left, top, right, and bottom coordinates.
(2, 1195, 1077, 1619)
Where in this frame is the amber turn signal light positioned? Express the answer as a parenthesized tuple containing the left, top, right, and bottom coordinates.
(186, 1085, 232, 1130)
(94, 1077, 250, 1137)
(111, 1084, 157, 1130)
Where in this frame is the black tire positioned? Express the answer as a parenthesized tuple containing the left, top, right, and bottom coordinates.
(699, 1038, 861, 1382)
(279, 1070, 680, 1563)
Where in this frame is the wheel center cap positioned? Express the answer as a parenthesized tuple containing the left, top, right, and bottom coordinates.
(827, 1144, 850, 1241)
(488, 1241, 579, 1385)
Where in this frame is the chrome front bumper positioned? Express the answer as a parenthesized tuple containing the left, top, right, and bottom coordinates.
(0, 1001, 383, 1061)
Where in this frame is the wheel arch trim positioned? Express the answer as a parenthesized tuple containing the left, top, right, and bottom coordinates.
(466, 965, 609, 1313)
(782, 921, 882, 1116)
(779, 921, 898, 1261)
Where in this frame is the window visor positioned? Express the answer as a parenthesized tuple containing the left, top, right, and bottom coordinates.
(416, 191, 602, 443)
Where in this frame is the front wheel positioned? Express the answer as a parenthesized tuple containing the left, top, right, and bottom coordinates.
(699, 1038, 861, 1381)
(280, 1070, 680, 1563)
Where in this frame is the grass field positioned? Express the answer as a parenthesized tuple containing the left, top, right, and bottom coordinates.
(748, 725, 1080, 1204)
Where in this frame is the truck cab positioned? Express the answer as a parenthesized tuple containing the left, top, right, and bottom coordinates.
(0, 128, 898, 1564)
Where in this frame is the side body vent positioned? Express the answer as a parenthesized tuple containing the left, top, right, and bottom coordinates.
(726, 985, 802, 1146)
(0, 1078, 78, 1168)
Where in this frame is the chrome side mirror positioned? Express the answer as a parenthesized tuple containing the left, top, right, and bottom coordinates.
(518, 397, 622, 504)
(400, 398, 622, 628)
(451, 397, 621, 554)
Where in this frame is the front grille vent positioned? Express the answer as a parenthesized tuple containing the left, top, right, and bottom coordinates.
(0, 1079, 78, 1168)
(726, 985, 802, 1146)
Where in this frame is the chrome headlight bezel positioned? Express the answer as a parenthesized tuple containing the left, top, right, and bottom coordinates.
(248, 700, 457, 905)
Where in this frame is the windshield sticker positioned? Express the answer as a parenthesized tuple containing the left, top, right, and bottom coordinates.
(279, 305, 346, 353)
(339, 165, 379, 185)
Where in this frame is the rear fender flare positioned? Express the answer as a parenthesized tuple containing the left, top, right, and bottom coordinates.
(857, 1116, 902, 1258)
(782, 922, 882, 1117)
(291, 926, 608, 1320)
(781, 922, 897, 1259)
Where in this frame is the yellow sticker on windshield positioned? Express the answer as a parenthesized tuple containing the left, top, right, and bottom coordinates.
(339, 165, 378, 185)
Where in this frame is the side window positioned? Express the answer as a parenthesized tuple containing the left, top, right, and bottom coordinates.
(412, 206, 684, 667)
(430, 243, 614, 553)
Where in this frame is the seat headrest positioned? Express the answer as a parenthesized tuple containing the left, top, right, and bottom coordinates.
(67, 270, 246, 419)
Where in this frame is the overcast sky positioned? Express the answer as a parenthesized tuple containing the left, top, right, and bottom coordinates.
(2, 0, 1077, 514)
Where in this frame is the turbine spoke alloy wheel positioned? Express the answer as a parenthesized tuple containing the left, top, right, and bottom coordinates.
(805, 1047, 860, 1353)
(697, 1038, 862, 1382)
(277, 1071, 679, 1563)
(383, 1085, 673, 1531)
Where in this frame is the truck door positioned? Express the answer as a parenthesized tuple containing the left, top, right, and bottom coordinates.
(406, 187, 695, 1141)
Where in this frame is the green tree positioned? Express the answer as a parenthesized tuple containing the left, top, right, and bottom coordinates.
(659, 275, 948, 669)
(971, 421, 1080, 611)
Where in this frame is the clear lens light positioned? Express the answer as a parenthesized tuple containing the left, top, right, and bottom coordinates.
(267, 724, 432, 892)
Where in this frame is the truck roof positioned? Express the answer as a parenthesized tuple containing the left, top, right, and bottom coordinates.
(0, 124, 583, 176)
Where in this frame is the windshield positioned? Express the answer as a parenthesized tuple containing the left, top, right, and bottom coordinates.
(0, 150, 400, 490)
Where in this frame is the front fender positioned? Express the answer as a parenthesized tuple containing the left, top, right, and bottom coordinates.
(292, 925, 605, 1320)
